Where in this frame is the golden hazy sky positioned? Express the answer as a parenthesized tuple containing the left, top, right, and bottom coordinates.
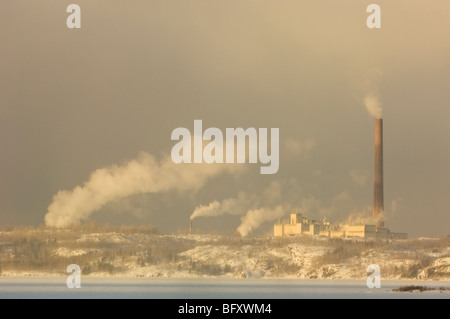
(1, 1, 449, 236)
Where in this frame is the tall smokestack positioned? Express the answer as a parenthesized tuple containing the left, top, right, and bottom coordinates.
(373, 118, 384, 228)
(189, 218, 193, 234)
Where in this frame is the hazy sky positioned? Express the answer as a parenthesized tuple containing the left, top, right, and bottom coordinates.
(1, 1, 449, 237)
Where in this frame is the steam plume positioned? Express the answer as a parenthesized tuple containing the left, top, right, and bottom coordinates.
(189, 180, 303, 236)
(237, 205, 286, 237)
(189, 180, 286, 225)
(364, 94, 383, 119)
(45, 152, 242, 227)
(189, 178, 356, 236)
(343, 208, 378, 226)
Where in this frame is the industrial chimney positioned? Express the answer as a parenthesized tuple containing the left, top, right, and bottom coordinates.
(373, 118, 384, 228)
(189, 218, 193, 234)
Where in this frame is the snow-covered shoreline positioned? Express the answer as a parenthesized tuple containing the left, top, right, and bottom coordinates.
(1, 231, 449, 281)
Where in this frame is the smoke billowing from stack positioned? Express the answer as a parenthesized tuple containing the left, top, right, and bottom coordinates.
(365, 93, 384, 228)
(189, 181, 302, 236)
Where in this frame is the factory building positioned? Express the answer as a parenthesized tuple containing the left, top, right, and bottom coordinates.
(321, 224, 407, 239)
(273, 213, 407, 239)
(274, 213, 330, 237)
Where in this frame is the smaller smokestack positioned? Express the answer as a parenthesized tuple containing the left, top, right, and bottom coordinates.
(189, 218, 193, 234)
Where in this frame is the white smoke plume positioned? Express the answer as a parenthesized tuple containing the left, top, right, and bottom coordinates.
(341, 198, 401, 228)
(237, 205, 287, 237)
(45, 152, 242, 227)
(343, 208, 377, 226)
(190, 180, 296, 236)
(389, 197, 404, 219)
(190, 191, 257, 220)
(342, 198, 403, 228)
(189, 178, 359, 236)
(189, 180, 288, 221)
(236, 190, 357, 236)
(364, 93, 383, 119)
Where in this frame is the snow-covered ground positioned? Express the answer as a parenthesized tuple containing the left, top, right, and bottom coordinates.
(1, 232, 449, 281)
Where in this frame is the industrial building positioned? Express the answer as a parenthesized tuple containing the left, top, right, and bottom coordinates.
(273, 213, 407, 239)
(273, 213, 329, 237)
(274, 118, 407, 240)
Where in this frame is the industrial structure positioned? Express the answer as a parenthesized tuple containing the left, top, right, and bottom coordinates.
(274, 213, 406, 239)
(274, 118, 407, 240)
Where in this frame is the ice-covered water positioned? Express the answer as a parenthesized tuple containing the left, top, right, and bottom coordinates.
(0, 277, 448, 299)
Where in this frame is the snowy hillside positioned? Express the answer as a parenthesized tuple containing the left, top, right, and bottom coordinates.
(0, 228, 448, 281)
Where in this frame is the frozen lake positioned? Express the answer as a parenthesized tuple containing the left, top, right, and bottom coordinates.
(0, 277, 448, 299)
